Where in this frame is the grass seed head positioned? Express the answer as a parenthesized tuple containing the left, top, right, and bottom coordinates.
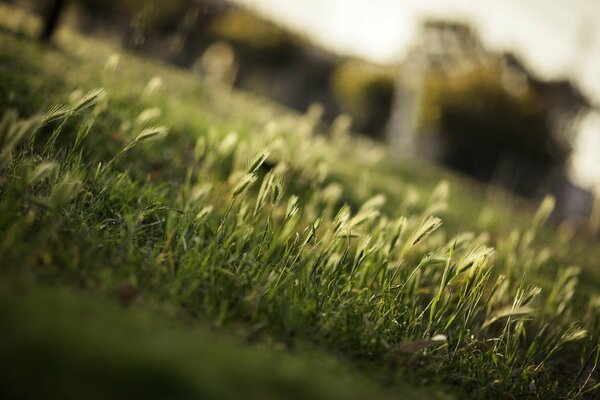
(194, 136, 206, 161)
(360, 194, 386, 212)
(247, 150, 270, 174)
(232, 173, 258, 198)
(136, 107, 162, 126)
(218, 132, 238, 155)
(73, 88, 106, 113)
(48, 173, 82, 212)
(134, 126, 169, 143)
(30, 161, 58, 185)
(285, 195, 299, 220)
(104, 53, 120, 73)
(195, 205, 214, 223)
(0, 114, 42, 163)
(532, 195, 556, 230)
(142, 76, 164, 98)
(410, 216, 443, 248)
(482, 305, 536, 329)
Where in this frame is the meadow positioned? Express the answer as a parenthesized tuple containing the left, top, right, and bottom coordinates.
(1, 5, 600, 399)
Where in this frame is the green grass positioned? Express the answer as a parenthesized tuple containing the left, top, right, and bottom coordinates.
(2, 284, 448, 400)
(1, 5, 600, 399)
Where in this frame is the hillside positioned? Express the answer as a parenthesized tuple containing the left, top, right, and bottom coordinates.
(1, 5, 600, 399)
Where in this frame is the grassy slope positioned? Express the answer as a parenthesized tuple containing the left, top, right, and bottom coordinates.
(1, 5, 600, 399)
(0, 11, 453, 400)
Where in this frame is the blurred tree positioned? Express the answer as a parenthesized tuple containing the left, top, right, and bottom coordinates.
(40, 0, 65, 41)
(208, 9, 298, 64)
(330, 61, 395, 138)
(419, 64, 572, 182)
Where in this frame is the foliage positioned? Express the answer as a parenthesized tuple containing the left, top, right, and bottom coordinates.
(75, 0, 192, 32)
(330, 61, 395, 136)
(208, 9, 299, 65)
(419, 65, 571, 180)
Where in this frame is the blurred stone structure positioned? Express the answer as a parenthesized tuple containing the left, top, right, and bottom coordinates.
(388, 21, 486, 155)
(388, 20, 593, 222)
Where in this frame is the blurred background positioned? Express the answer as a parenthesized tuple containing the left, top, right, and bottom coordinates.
(5, 0, 600, 228)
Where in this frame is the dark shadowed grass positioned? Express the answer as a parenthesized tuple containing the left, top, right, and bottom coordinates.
(2, 285, 448, 400)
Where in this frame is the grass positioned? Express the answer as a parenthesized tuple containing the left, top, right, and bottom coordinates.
(2, 284, 446, 400)
(1, 5, 600, 399)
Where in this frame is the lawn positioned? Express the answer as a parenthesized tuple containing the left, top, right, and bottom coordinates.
(1, 5, 600, 399)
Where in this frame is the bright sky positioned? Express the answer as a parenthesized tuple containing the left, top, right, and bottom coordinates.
(235, 0, 600, 191)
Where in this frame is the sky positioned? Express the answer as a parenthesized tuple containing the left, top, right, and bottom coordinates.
(235, 0, 600, 191)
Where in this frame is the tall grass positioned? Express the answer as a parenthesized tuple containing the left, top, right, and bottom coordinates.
(1, 83, 599, 398)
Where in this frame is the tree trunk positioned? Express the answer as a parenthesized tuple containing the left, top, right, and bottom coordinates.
(41, 0, 65, 42)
